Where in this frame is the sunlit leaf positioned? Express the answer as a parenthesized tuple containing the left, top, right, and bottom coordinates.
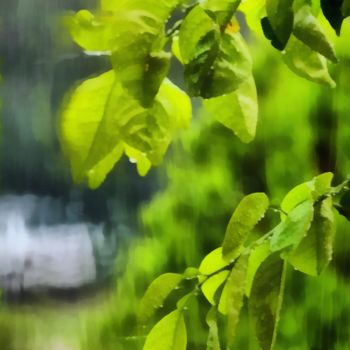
(60, 70, 122, 184)
(283, 36, 336, 88)
(171, 36, 183, 63)
(313, 172, 334, 198)
(280, 182, 313, 216)
(245, 241, 271, 296)
(143, 310, 187, 350)
(293, 5, 337, 63)
(139, 273, 183, 325)
(206, 307, 222, 350)
(66, 10, 115, 52)
(199, 247, 231, 275)
(280, 172, 333, 216)
(112, 48, 170, 107)
(183, 267, 201, 279)
(249, 253, 286, 350)
(270, 199, 314, 252)
(179, 6, 252, 97)
(201, 270, 230, 305)
(71, 0, 181, 104)
(289, 197, 335, 276)
(222, 193, 269, 259)
(200, 0, 241, 26)
(204, 76, 258, 143)
(124, 145, 152, 176)
(60, 71, 191, 187)
(155, 78, 192, 130)
(218, 254, 249, 346)
(265, 0, 294, 49)
(179, 6, 219, 64)
(87, 143, 124, 189)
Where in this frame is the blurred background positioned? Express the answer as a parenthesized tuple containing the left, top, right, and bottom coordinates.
(0, 1, 350, 349)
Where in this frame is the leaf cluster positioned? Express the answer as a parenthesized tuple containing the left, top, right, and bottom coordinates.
(60, 0, 350, 188)
(139, 173, 350, 350)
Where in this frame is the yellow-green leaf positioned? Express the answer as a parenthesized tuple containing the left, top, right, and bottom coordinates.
(289, 197, 335, 276)
(218, 254, 249, 347)
(60, 70, 121, 184)
(201, 270, 230, 305)
(201, 0, 241, 26)
(199, 247, 231, 275)
(143, 310, 187, 350)
(249, 253, 286, 350)
(280, 172, 333, 216)
(60, 71, 191, 187)
(222, 193, 269, 259)
(266, 0, 294, 48)
(179, 6, 252, 97)
(245, 241, 271, 297)
(124, 145, 152, 177)
(87, 143, 124, 189)
(206, 307, 222, 350)
(293, 5, 337, 63)
(204, 76, 258, 143)
(270, 200, 314, 252)
(139, 273, 183, 325)
(283, 36, 336, 88)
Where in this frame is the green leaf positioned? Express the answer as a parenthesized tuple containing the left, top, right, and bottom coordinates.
(283, 36, 336, 88)
(66, 10, 115, 52)
(171, 36, 183, 63)
(261, 16, 282, 50)
(203, 75, 258, 143)
(265, 0, 294, 49)
(143, 310, 187, 350)
(218, 254, 249, 347)
(249, 253, 286, 350)
(124, 145, 151, 176)
(222, 193, 269, 259)
(293, 5, 337, 63)
(73, 0, 180, 105)
(139, 273, 183, 325)
(313, 172, 334, 198)
(199, 247, 231, 275)
(321, 0, 344, 35)
(206, 307, 222, 350)
(179, 6, 219, 64)
(280, 172, 333, 215)
(112, 48, 170, 107)
(155, 78, 192, 130)
(60, 72, 191, 187)
(179, 6, 252, 97)
(201, 270, 230, 305)
(280, 182, 313, 216)
(270, 199, 314, 252)
(60, 70, 123, 185)
(245, 241, 271, 297)
(201, 0, 242, 26)
(121, 78, 191, 166)
(183, 267, 201, 279)
(87, 143, 124, 189)
(289, 197, 335, 276)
